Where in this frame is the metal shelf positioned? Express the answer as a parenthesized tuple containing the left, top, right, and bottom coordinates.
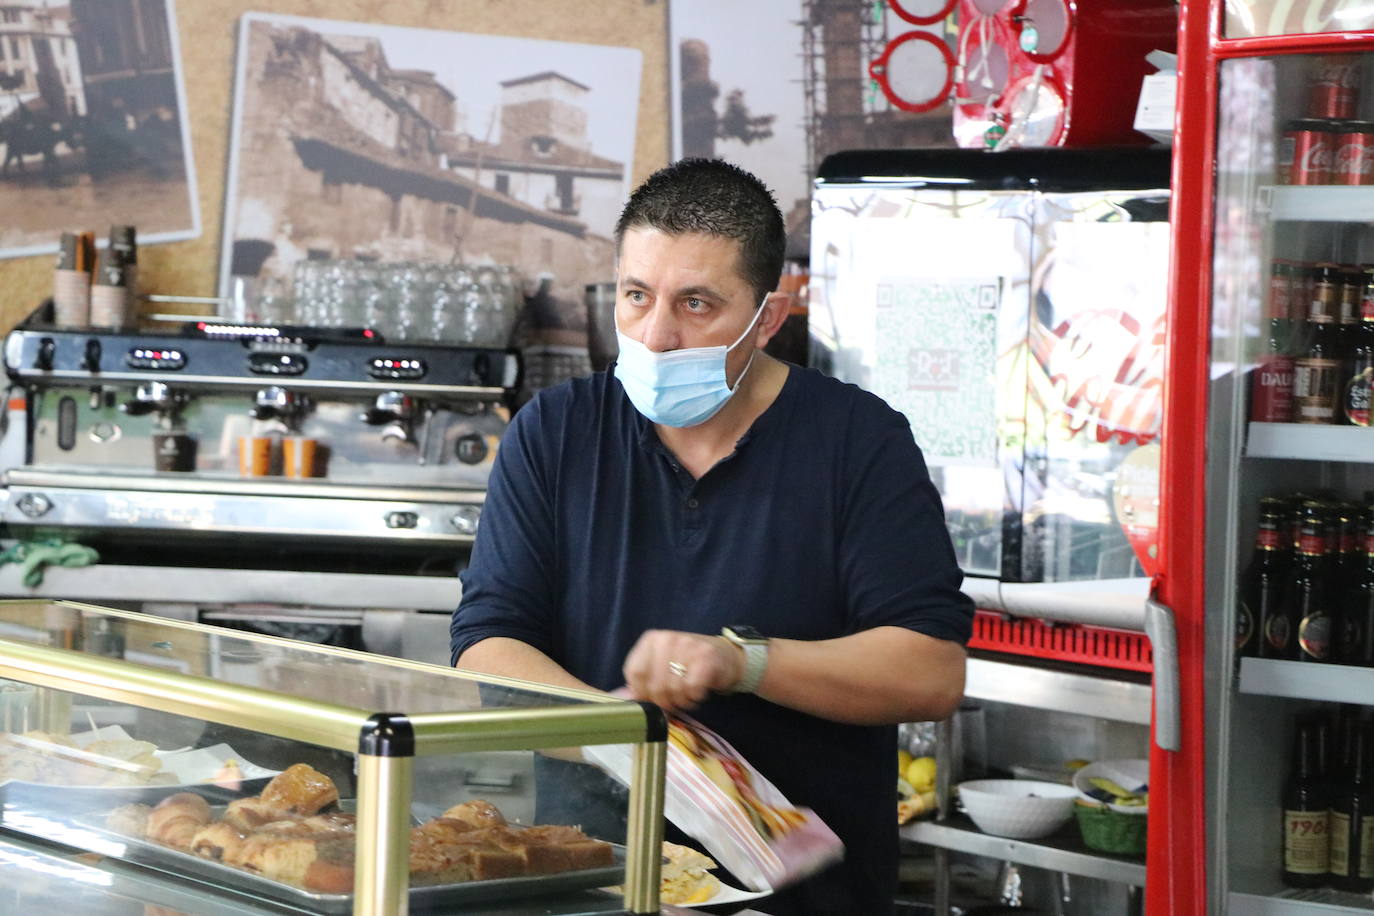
(1265, 185, 1374, 222)
(902, 814, 1146, 886)
(1247, 423, 1374, 463)
(1229, 890, 1374, 914)
(1238, 658, 1374, 705)
(964, 657, 1152, 725)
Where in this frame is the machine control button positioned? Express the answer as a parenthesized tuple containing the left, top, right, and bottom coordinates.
(35, 337, 55, 371)
(81, 339, 102, 371)
(368, 357, 426, 380)
(15, 493, 52, 518)
(125, 347, 186, 370)
(384, 511, 419, 529)
(248, 352, 308, 376)
(455, 433, 489, 465)
(450, 506, 481, 536)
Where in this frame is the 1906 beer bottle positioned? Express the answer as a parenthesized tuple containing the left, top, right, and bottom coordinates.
(1284, 714, 1332, 887)
(1331, 720, 1374, 892)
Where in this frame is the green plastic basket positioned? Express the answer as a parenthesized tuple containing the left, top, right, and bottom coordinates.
(1074, 799, 1148, 855)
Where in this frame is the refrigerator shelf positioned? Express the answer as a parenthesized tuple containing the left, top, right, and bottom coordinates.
(1246, 423, 1374, 463)
(965, 657, 1152, 725)
(902, 814, 1146, 886)
(1238, 657, 1374, 705)
(1228, 890, 1374, 914)
(1264, 185, 1374, 222)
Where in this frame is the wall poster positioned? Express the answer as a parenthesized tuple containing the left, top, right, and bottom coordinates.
(220, 12, 641, 393)
(0, 0, 200, 260)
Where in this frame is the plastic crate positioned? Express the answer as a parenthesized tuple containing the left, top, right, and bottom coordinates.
(968, 609, 1153, 673)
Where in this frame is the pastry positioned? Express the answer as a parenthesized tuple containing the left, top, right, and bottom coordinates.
(439, 799, 506, 829)
(258, 763, 339, 816)
(146, 792, 211, 850)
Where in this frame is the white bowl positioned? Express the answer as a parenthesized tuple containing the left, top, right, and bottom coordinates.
(1072, 759, 1150, 814)
(957, 779, 1079, 839)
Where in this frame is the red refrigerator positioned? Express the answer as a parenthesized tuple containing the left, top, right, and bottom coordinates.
(1166, 1, 1374, 912)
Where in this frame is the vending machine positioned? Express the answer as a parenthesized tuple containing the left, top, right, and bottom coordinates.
(1165, 1, 1374, 912)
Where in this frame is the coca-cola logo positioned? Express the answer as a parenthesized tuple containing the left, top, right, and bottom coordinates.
(1042, 309, 1164, 446)
(1312, 60, 1361, 89)
(1335, 141, 1374, 177)
(1299, 141, 1333, 172)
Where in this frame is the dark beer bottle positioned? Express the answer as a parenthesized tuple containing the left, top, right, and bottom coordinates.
(1293, 501, 1336, 663)
(1345, 275, 1374, 426)
(1242, 497, 1291, 658)
(1295, 264, 1345, 424)
(1341, 509, 1374, 666)
(1331, 720, 1374, 892)
(1284, 715, 1332, 887)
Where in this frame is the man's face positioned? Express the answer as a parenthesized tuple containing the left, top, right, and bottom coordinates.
(616, 227, 763, 386)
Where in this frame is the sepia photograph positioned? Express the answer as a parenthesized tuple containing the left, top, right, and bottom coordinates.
(219, 12, 641, 392)
(0, 0, 199, 259)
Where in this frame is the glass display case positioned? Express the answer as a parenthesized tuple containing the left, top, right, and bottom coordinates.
(0, 600, 667, 915)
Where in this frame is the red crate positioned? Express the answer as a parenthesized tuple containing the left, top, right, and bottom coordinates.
(968, 609, 1153, 673)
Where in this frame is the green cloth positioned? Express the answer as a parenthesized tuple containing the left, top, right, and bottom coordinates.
(0, 539, 99, 587)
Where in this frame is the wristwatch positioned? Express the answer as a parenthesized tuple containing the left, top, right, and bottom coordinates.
(720, 625, 770, 695)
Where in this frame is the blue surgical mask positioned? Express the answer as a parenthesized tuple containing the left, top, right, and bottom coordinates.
(614, 294, 768, 428)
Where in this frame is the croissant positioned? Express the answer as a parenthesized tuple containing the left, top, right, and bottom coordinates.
(146, 792, 211, 850)
(189, 821, 248, 862)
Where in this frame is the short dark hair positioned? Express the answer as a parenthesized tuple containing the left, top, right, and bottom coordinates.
(614, 158, 786, 303)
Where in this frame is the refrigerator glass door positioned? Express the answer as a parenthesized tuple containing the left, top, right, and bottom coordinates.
(1025, 190, 1169, 583)
(810, 180, 1167, 583)
(810, 184, 1031, 580)
(1210, 49, 1374, 910)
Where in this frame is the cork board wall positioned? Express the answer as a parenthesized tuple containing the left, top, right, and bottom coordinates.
(0, 0, 669, 331)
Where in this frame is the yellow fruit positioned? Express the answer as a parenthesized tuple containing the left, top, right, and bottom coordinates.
(898, 749, 914, 774)
(1066, 758, 1090, 771)
(905, 756, 937, 793)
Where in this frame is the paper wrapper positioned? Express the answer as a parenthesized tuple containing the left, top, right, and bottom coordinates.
(584, 714, 843, 893)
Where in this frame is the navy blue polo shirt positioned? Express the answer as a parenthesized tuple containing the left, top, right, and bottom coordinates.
(451, 364, 972, 915)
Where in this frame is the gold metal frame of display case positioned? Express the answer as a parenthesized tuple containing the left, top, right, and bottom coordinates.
(0, 600, 667, 915)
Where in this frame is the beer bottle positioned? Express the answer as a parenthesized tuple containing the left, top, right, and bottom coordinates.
(1295, 264, 1345, 424)
(1346, 269, 1374, 426)
(1334, 503, 1361, 598)
(1341, 509, 1374, 666)
(1284, 714, 1332, 887)
(1331, 721, 1374, 892)
(1292, 501, 1335, 663)
(1255, 261, 1296, 422)
(1242, 497, 1291, 658)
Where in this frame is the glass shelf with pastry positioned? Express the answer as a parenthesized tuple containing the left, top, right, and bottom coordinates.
(0, 599, 668, 915)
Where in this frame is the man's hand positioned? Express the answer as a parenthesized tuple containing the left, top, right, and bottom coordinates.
(621, 629, 743, 714)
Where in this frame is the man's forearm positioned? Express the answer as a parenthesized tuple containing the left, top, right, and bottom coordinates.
(456, 636, 599, 693)
(756, 626, 966, 726)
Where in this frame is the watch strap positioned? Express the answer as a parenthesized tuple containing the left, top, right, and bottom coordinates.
(732, 641, 769, 694)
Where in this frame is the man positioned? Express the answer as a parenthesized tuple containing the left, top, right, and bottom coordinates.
(451, 158, 973, 915)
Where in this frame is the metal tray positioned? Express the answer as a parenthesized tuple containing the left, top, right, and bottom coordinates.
(83, 809, 626, 914)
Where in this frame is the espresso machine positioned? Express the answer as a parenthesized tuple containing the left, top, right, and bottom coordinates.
(0, 317, 520, 661)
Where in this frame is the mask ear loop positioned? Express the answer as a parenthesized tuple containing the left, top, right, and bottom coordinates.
(726, 293, 771, 392)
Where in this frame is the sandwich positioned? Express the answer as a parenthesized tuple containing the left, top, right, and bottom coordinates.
(661, 841, 721, 905)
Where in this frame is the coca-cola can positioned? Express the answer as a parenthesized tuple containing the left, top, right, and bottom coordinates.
(1282, 120, 1338, 185)
(1334, 121, 1374, 185)
(1309, 54, 1362, 120)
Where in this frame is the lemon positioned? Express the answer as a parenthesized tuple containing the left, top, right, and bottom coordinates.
(898, 749, 913, 774)
(905, 756, 937, 793)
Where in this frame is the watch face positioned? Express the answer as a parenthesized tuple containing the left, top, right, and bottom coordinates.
(727, 625, 765, 642)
